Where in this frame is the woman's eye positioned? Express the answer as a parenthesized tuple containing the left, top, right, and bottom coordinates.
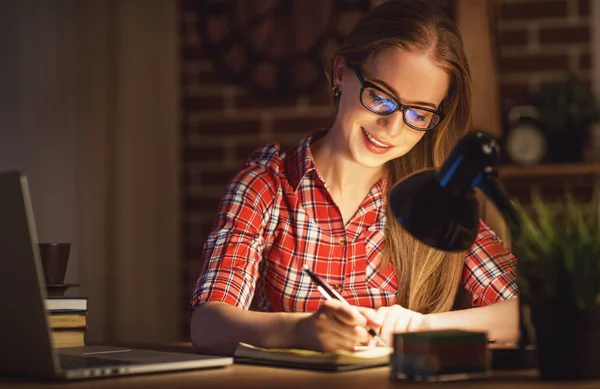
(369, 92, 387, 103)
(406, 110, 427, 122)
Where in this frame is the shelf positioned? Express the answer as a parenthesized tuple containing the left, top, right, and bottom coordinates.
(498, 163, 600, 178)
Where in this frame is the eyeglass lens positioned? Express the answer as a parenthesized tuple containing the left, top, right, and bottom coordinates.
(361, 87, 440, 130)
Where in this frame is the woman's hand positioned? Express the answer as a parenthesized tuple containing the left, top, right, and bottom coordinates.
(296, 300, 381, 352)
(375, 304, 429, 345)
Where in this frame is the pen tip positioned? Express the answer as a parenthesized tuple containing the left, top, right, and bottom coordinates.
(302, 264, 309, 271)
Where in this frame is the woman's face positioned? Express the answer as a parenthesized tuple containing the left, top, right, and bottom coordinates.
(333, 47, 449, 169)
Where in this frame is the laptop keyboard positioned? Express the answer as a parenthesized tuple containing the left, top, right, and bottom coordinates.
(60, 355, 135, 369)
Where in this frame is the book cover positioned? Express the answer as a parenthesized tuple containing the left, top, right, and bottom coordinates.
(48, 312, 87, 329)
(44, 297, 88, 311)
(51, 329, 86, 348)
(234, 343, 392, 371)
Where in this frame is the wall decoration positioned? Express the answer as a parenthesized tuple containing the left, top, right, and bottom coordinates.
(195, 0, 371, 96)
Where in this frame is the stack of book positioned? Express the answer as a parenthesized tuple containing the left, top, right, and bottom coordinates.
(44, 297, 88, 348)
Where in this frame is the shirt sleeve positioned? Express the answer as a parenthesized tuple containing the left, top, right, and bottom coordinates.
(462, 220, 519, 307)
(189, 145, 280, 311)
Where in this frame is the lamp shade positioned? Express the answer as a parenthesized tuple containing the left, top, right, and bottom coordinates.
(389, 132, 521, 252)
(389, 169, 479, 252)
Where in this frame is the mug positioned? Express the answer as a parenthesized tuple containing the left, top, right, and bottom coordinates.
(38, 242, 71, 285)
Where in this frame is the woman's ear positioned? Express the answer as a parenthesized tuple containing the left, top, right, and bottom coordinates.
(332, 55, 347, 91)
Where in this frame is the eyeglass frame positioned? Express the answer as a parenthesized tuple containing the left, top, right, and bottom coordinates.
(348, 63, 445, 131)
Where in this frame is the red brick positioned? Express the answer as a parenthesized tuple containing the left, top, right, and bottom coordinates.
(181, 220, 191, 243)
(500, 1, 567, 20)
(182, 220, 215, 246)
(180, 10, 197, 33)
(307, 90, 333, 106)
(180, 121, 191, 138)
(181, 169, 192, 191)
(197, 120, 261, 136)
(235, 143, 268, 162)
(183, 243, 203, 263)
(579, 53, 592, 70)
(500, 54, 569, 73)
(183, 145, 225, 162)
(499, 29, 528, 47)
(428, 0, 454, 18)
(202, 220, 216, 236)
(180, 71, 194, 87)
(184, 195, 222, 212)
(179, 18, 187, 36)
(182, 96, 224, 111)
(273, 117, 333, 136)
(180, 0, 197, 11)
(235, 94, 298, 109)
(539, 26, 590, 45)
(181, 46, 204, 61)
(200, 170, 237, 187)
(579, 0, 590, 16)
(196, 69, 230, 86)
(500, 83, 531, 101)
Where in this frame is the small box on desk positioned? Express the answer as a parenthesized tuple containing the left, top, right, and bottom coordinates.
(391, 330, 491, 382)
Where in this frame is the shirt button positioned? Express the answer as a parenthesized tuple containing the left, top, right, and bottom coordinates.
(337, 237, 347, 246)
(333, 284, 343, 293)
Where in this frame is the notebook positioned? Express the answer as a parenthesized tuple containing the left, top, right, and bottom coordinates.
(233, 342, 392, 371)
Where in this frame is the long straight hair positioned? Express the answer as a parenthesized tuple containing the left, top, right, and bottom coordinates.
(325, 0, 472, 313)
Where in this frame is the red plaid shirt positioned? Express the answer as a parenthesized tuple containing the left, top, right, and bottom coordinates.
(190, 130, 518, 313)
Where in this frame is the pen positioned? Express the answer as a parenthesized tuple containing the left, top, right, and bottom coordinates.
(302, 264, 388, 347)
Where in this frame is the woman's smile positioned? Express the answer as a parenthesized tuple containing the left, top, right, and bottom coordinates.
(361, 127, 394, 154)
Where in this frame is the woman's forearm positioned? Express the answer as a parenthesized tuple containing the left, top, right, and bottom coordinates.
(425, 299, 519, 344)
(190, 301, 311, 356)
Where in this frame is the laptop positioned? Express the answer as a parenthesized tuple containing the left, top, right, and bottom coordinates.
(0, 171, 233, 380)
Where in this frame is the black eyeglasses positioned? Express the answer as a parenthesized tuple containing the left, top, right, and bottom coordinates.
(349, 64, 444, 131)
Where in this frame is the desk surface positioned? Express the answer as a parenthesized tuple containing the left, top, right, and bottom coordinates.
(1, 343, 599, 388)
(2, 365, 600, 389)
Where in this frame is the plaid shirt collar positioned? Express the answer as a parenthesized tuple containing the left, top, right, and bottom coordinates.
(284, 129, 324, 191)
(284, 128, 389, 197)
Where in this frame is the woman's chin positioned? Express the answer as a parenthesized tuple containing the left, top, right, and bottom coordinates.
(351, 150, 390, 169)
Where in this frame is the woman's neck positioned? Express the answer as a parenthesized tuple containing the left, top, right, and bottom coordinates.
(311, 128, 384, 197)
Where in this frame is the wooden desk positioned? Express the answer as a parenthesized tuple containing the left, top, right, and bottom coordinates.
(2, 365, 599, 389)
(1, 343, 599, 388)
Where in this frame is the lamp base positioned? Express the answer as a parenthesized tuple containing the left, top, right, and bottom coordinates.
(491, 345, 536, 370)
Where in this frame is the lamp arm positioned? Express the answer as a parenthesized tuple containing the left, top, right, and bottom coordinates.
(477, 171, 522, 237)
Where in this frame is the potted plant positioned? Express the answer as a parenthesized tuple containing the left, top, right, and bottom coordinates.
(513, 190, 600, 380)
(531, 73, 600, 163)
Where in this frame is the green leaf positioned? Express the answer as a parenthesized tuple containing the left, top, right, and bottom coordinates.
(513, 188, 600, 309)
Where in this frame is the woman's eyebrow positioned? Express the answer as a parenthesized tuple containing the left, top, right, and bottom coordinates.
(371, 77, 438, 109)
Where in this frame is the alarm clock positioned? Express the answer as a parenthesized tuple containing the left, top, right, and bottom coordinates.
(504, 105, 547, 166)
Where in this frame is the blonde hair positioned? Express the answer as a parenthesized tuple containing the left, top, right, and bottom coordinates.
(325, 0, 472, 314)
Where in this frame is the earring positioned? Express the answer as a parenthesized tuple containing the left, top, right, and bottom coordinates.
(332, 86, 341, 97)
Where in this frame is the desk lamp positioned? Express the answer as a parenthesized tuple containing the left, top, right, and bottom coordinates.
(389, 131, 531, 371)
(389, 131, 521, 251)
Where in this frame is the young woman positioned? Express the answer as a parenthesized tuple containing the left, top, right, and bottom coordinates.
(190, 0, 519, 355)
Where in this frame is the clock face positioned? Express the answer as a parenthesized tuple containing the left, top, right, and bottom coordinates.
(196, 0, 371, 96)
(505, 124, 547, 166)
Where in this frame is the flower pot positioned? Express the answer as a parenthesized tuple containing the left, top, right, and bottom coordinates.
(530, 301, 600, 380)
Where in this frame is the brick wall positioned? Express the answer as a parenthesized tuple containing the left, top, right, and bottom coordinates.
(497, 0, 593, 112)
(178, 0, 593, 339)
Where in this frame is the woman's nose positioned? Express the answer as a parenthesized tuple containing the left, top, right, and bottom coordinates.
(376, 111, 405, 137)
